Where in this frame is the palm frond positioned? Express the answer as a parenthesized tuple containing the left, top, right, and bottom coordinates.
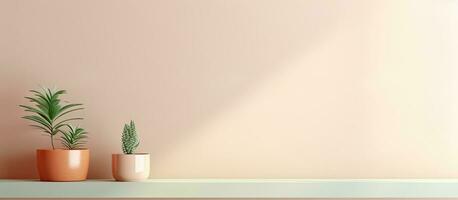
(54, 105, 84, 120)
(20, 87, 84, 149)
(54, 118, 84, 128)
(60, 125, 88, 150)
(29, 125, 52, 134)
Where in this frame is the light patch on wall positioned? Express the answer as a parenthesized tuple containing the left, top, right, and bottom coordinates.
(155, 23, 370, 177)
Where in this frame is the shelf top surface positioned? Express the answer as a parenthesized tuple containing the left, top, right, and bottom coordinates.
(3, 179, 458, 198)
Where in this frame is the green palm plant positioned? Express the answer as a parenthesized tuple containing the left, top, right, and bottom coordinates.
(20, 88, 84, 149)
(122, 120, 139, 154)
(61, 125, 88, 150)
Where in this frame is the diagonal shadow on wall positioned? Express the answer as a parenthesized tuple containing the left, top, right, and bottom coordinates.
(0, 0, 366, 178)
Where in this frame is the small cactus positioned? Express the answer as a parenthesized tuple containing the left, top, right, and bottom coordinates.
(122, 120, 139, 154)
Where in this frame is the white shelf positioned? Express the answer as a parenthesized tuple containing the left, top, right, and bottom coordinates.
(2, 179, 458, 198)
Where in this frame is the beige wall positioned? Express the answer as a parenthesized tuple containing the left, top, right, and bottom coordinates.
(1, 0, 458, 180)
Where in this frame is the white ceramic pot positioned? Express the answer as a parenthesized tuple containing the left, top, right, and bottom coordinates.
(112, 153, 150, 181)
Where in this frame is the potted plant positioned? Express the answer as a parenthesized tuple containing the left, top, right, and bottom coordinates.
(20, 88, 89, 181)
(112, 120, 150, 181)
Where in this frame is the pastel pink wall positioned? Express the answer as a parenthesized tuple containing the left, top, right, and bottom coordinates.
(1, 0, 458, 180)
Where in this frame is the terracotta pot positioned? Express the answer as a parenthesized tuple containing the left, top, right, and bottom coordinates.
(36, 149, 89, 181)
(112, 153, 150, 181)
